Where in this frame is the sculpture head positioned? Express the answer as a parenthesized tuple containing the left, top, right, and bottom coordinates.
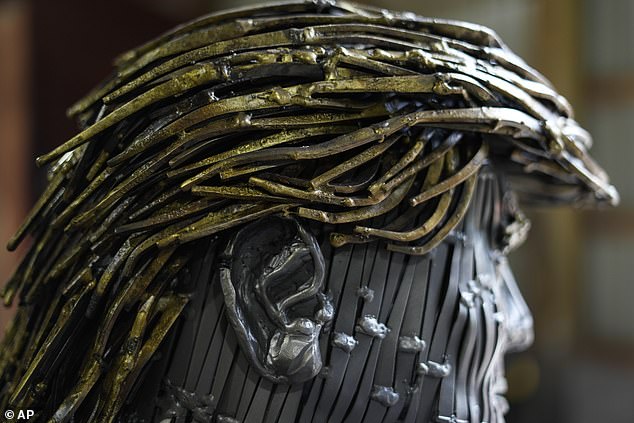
(0, 1, 616, 422)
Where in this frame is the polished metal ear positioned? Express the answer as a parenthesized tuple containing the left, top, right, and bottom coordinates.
(219, 215, 332, 384)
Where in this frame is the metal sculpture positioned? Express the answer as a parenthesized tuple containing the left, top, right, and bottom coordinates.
(0, 1, 617, 422)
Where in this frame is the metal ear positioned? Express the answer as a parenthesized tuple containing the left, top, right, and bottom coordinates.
(219, 215, 332, 384)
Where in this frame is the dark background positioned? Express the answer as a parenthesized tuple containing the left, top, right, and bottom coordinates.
(0, 0, 632, 421)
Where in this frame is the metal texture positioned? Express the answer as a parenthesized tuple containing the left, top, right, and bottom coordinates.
(0, 1, 616, 422)
(219, 216, 331, 384)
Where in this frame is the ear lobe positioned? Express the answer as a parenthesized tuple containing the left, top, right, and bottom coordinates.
(219, 215, 332, 384)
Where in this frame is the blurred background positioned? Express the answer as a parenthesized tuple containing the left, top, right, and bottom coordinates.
(0, 0, 632, 421)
